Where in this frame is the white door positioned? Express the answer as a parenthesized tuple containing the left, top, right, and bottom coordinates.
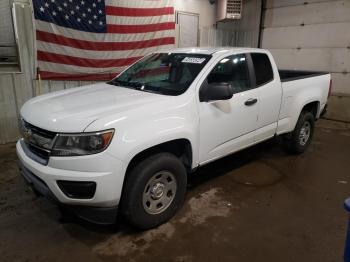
(177, 12, 199, 47)
(198, 54, 259, 164)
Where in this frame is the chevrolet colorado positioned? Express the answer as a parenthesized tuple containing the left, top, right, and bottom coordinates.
(17, 47, 331, 229)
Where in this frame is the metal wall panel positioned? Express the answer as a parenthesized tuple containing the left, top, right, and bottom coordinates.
(265, 0, 331, 9)
(0, 0, 17, 58)
(262, 23, 350, 49)
(0, 1, 35, 144)
(262, 0, 350, 122)
(0, 74, 19, 143)
(264, 0, 350, 27)
(269, 48, 350, 73)
(331, 74, 350, 94)
(262, 0, 350, 95)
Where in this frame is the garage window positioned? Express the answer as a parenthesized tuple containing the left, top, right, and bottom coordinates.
(251, 53, 273, 86)
(0, 0, 19, 72)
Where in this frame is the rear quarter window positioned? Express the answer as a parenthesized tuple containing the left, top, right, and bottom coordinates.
(251, 53, 274, 86)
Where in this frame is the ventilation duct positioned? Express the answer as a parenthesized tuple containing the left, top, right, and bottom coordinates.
(217, 0, 243, 22)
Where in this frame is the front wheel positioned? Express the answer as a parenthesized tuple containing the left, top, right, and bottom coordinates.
(283, 111, 315, 154)
(120, 153, 187, 229)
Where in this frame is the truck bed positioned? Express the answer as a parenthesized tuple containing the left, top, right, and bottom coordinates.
(279, 70, 328, 82)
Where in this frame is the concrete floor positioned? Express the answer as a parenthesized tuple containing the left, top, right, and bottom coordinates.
(0, 119, 350, 262)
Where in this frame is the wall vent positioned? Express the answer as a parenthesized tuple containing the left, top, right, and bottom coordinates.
(217, 0, 243, 22)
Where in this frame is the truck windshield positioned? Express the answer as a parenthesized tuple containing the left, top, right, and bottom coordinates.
(108, 53, 211, 96)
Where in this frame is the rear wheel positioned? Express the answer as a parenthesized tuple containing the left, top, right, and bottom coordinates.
(121, 153, 187, 229)
(283, 111, 315, 154)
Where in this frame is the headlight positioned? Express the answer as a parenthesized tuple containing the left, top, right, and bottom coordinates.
(51, 130, 114, 156)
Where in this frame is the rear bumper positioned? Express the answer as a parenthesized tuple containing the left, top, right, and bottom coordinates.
(18, 161, 118, 225)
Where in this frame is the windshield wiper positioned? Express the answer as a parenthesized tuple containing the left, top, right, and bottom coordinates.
(108, 79, 142, 89)
(108, 79, 163, 94)
(108, 79, 129, 86)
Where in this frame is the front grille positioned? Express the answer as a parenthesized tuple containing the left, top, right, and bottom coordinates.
(20, 119, 57, 165)
(23, 121, 56, 139)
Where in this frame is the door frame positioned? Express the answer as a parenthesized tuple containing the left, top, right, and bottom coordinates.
(175, 11, 200, 48)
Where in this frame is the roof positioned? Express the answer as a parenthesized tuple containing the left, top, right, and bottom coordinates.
(156, 47, 265, 55)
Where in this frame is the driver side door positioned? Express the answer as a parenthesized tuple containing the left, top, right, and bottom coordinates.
(198, 53, 259, 164)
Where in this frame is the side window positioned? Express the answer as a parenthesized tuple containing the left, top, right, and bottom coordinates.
(207, 54, 251, 94)
(251, 53, 274, 86)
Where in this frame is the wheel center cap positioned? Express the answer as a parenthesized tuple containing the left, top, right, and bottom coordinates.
(151, 182, 165, 200)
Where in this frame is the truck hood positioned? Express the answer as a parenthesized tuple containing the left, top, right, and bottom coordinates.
(20, 83, 167, 132)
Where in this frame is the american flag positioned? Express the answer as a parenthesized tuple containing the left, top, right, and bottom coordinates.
(33, 0, 175, 80)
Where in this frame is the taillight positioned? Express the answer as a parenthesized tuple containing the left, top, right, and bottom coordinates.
(328, 79, 332, 98)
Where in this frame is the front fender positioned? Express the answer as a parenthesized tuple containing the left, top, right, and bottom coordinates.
(110, 116, 198, 168)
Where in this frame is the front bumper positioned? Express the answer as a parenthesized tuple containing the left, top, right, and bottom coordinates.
(19, 161, 117, 224)
(16, 140, 127, 224)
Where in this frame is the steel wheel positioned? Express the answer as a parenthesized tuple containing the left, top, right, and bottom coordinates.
(142, 171, 177, 215)
(299, 121, 311, 146)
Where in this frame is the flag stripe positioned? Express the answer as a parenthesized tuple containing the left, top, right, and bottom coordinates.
(36, 30, 174, 51)
(37, 41, 174, 59)
(106, 14, 174, 25)
(107, 22, 175, 34)
(36, 20, 175, 42)
(38, 61, 126, 74)
(106, 0, 174, 9)
(37, 50, 141, 68)
(39, 71, 118, 80)
(105, 6, 173, 17)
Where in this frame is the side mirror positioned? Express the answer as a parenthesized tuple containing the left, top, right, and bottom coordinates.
(199, 81, 234, 102)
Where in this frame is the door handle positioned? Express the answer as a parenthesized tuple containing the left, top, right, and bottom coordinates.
(244, 98, 258, 106)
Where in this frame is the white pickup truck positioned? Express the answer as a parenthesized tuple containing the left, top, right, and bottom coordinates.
(17, 47, 331, 229)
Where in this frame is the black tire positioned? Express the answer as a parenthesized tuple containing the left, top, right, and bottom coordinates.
(283, 111, 315, 154)
(120, 152, 187, 229)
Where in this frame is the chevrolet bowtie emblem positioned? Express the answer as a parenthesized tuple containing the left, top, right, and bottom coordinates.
(22, 128, 32, 140)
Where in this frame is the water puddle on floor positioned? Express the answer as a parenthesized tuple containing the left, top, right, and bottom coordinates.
(227, 161, 284, 187)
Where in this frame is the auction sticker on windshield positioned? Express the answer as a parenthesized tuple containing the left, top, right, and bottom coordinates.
(182, 57, 206, 64)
